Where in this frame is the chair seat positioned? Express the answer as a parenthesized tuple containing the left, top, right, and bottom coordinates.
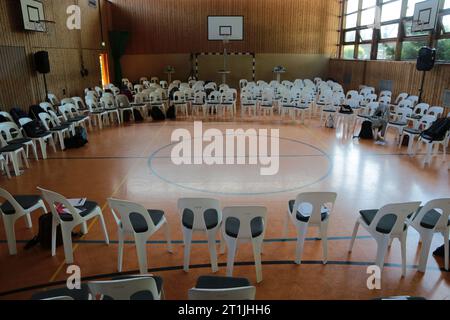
(360, 210, 412, 234)
(8, 138, 32, 145)
(289, 200, 329, 223)
(225, 217, 264, 238)
(127, 209, 165, 233)
(73, 116, 89, 121)
(31, 284, 90, 300)
(417, 208, 450, 229)
(195, 276, 251, 290)
(242, 103, 256, 106)
(282, 104, 296, 108)
(322, 109, 336, 113)
(0, 144, 24, 153)
(295, 106, 309, 110)
(182, 208, 219, 230)
(407, 115, 422, 120)
(91, 111, 106, 115)
(388, 121, 407, 126)
(51, 125, 70, 132)
(404, 128, 421, 135)
(110, 275, 163, 299)
(59, 201, 99, 222)
(192, 103, 205, 106)
(130, 103, 146, 107)
(1, 195, 42, 215)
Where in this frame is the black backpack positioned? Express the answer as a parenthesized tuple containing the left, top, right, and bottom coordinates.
(420, 118, 450, 142)
(9, 107, 29, 125)
(0, 115, 9, 123)
(433, 241, 450, 258)
(166, 106, 176, 120)
(22, 120, 48, 138)
(150, 106, 166, 121)
(64, 127, 88, 149)
(359, 120, 374, 140)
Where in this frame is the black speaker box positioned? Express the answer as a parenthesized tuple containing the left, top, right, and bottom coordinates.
(417, 47, 436, 72)
(34, 51, 50, 74)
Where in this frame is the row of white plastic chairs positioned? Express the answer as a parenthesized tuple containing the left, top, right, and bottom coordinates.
(2, 184, 449, 285)
(0, 102, 91, 178)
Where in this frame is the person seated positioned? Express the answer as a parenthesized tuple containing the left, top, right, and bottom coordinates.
(370, 103, 390, 145)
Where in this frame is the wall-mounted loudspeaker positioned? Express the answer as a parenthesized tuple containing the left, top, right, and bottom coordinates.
(416, 47, 436, 72)
(34, 50, 50, 74)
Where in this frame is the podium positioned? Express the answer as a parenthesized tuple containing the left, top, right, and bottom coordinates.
(165, 70, 175, 84)
(273, 70, 286, 83)
(218, 70, 231, 85)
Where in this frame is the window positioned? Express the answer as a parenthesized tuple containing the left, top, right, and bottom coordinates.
(358, 44, 372, 59)
(340, 0, 450, 62)
(437, 39, 450, 61)
(381, 1, 402, 22)
(343, 45, 356, 59)
(378, 42, 396, 60)
(401, 40, 427, 60)
(380, 23, 399, 39)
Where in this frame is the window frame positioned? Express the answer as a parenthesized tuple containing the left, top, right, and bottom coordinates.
(340, 0, 450, 63)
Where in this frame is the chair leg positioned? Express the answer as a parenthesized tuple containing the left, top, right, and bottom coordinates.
(207, 230, 219, 273)
(25, 213, 32, 229)
(320, 221, 329, 264)
(375, 237, 390, 271)
(283, 211, 290, 237)
(252, 239, 263, 283)
(444, 228, 449, 271)
(295, 223, 308, 265)
(61, 225, 74, 264)
(401, 233, 407, 277)
(349, 220, 360, 252)
(98, 213, 110, 245)
(31, 142, 39, 160)
(49, 136, 57, 153)
(81, 222, 88, 235)
(163, 222, 172, 253)
(11, 153, 21, 176)
(226, 238, 238, 277)
(51, 217, 58, 257)
(3, 217, 17, 255)
(38, 139, 47, 160)
(134, 236, 148, 274)
(20, 149, 29, 169)
(117, 230, 124, 272)
(418, 232, 434, 273)
(182, 228, 193, 272)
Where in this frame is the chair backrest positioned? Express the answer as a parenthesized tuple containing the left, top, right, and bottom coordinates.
(58, 104, 74, 121)
(100, 96, 116, 109)
(189, 286, 256, 300)
(0, 111, 14, 122)
(395, 105, 413, 121)
(205, 82, 217, 90)
(395, 93, 409, 104)
(412, 103, 430, 117)
(0, 188, 25, 217)
(86, 97, 102, 113)
(72, 97, 87, 111)
(149, 92, 163, 104)
(108, 198, 159, 235)
(38, 187, 84, 224)
(159, 81, 168, 89)
(61, 98, 75, 106)
(291, 192, 338, 225)
(0, 121, 23, 142)
(379, 96, 391, 105)
(193, 91, 206, 104)
(366, 102, 380, 116)
(39, 102, 55, 114)
(222, 206, 267, 240)
(347, 98, 360, 109)
(412, 199, 450, 232)
(116, 94, 130, 108)
(369, 202, 421, 235)
(427, 106, 444, 118)
(239, 79, 248, 89)
(88, 277, 160, 300)
(398, 99, 413, 110)
(346, 90, 359, 100)
(48, 93, 60, 106)
(38, 112, 57, 131)
(134, 84, 144, 93)
(178, 198, 222, 231)
(173, 91, 186, 103)
(417, 115, 436, 130)
(380, 90, 392, 98)
(406, 95, 419, 106)
(208, 91, 221, 102)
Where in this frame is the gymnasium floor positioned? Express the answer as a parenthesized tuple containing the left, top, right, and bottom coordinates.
(0, 117, 449, 300)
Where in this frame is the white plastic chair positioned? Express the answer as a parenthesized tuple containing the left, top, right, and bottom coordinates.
(86, 97, 108, 129)
(418, 128, 449, 165)
(88, 276, 161, 300)
(222, 206, 267, 283)
(407, 199, 450, 272)
(284, 192, 337, 264)
(38, 113, 71, 151)
(0, 188, 47, 255)
(18, 117, 56, 160)
(173, 91, 188, 118)
(47, 93, 60, 106)
(0, 132, 29, 176)
(116, 94, 136, 122)
(0, 122, 38, 160)
(349, 202, 422, 277)
(108, 198, 172, 274)
(38, 187, 109, 264)
(427, 106, 444, 118)
(399, 115, 436, 155)
(189, 276, 256, 300)
(178, 198, 222, 273)
(191, 91, 207, 118)
(100, 95, 121, 125)
(240, 92, 257, 118)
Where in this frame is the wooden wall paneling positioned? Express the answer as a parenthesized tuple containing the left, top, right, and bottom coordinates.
(109, 0, 341, 55)
(0, 0, 109, 110)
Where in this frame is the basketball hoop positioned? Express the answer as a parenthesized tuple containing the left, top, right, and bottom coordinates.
(31, 19, 56, 33)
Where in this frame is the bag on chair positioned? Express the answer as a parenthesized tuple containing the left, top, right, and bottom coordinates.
(433, 241, 450, 258)
(64, 127, 88, 149)
(325, 115, 334, 129)
(166, 106, 176, 120)
(359, 121, 374, 140)
(150, 107, 166, 121)
(420, 118, 450, 142)
(25, 213, 62, 250)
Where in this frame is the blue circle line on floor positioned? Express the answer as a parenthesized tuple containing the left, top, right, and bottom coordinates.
(148, 135, 333, 196)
